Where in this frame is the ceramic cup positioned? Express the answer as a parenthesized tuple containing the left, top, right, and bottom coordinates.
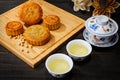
(66, 39, 92, 61)
(83, 29, 118, 44)
(83, 15, 119, 47)
(45, 53, 73, 78)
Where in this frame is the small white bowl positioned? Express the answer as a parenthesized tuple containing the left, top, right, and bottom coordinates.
(66, 39, 92, 61)
(45, 53, 73, 78)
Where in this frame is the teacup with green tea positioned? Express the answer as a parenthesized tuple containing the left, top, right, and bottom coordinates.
(66, 39, 92, 61)
(45, 53, 73, 78)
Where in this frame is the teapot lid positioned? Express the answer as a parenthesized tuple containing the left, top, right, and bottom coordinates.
(85, 15, 118, 36)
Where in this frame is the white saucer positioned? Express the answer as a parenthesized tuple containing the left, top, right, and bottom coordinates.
(83, 30, 119, 47)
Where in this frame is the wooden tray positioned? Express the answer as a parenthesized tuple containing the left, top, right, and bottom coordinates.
(0, 0, 85, 68)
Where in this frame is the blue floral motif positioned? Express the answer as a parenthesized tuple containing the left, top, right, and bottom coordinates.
(90, 24, 99, 31)
(85, 32, 88, 35)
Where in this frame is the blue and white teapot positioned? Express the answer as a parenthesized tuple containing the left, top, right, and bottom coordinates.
(83, 15, 119, 47)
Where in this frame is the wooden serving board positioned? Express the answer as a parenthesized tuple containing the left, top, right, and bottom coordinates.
(0, 0, 85, 68)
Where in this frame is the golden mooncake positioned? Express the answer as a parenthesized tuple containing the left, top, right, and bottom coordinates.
(43, 15, 60, 30)
(19, 1, 43, 25)
(23, 25, 51, 46)
(6, 21, 24, 37)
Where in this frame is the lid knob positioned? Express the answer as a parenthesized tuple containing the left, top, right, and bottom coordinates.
(96, 15, 109, 25)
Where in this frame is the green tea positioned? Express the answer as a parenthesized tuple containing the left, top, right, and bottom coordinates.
(48, 58, 70, 73)
(68, 43, 88, 56)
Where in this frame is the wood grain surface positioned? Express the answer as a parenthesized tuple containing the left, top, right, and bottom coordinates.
(0, 0, 85, 68)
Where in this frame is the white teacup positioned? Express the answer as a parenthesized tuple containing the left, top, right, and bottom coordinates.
(83, 15, 119, 47)
(45, 53, 73, 78)
(66, 39, 92, 61)
(83, 29, 117, 44)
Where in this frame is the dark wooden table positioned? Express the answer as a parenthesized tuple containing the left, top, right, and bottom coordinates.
(0, 0, 120, 80)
